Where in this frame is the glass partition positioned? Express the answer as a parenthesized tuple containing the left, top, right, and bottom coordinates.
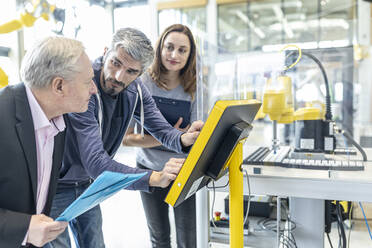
(217, 0, 355, 53)
(158, 7, 206, 41)
(115, 4, 151, 37)
(199, 34, 355, 146)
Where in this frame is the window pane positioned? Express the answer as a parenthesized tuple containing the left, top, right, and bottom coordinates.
(158, 9, 182, 34)
(114, 4, 151, 38)
(158, 7, 206, 39)
(319, 0, 353, 46)
(249, 0, 284, 49)
(281, 0, 319, 44)
(218, 2, 249, 53)
(217, 0, 355, 53)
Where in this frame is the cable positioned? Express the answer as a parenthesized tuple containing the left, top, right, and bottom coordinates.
(209, 165, 249, 233)
(337, 215, 341, 248)
(347, 203, 353, 248)
(206, 179, 229, 189)
(281, 44, 302, 71)
(210, 181, 218, 229)
(284, 217, 298, 248)
(340, 135, 353, 248)
(342, 135, 350, 161)
(257, 201, 297, 248)
(243, 169, 251, 227)
(327, 232, 334, 248)
(302, 51, 333, 121)
(286, 49, 333, 121)
(341, 129, 367, 161)
(280, 201, 298, 248)
(257, 218, 278, 232)
(334, 125, 367, 161)
(338, 222, 341, 248)
(358, 202, 372, 241)
(209, 178, 230, 230)
(336, 201, 347, 248)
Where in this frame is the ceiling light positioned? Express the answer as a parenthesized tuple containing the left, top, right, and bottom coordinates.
(235, 10, 266, 39)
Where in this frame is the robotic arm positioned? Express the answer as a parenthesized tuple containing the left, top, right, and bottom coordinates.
(0, 0, 56, 34)
(0, 0, 63, 88)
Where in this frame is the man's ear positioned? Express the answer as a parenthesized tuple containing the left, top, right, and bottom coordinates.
(51, 77, 65, 95)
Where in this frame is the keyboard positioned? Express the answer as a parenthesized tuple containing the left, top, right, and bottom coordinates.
(244, 147, 364, 171)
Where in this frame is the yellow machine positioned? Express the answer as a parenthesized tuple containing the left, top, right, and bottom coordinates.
(262, 45, 299, 124)
(0, 0, 62, 88)
(261, 45, 336, 153)
(0, 0, 56, 34)
(260, 45, 298, 152)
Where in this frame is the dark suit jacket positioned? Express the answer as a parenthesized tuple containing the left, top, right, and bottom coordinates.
(0, 83, 65, 248)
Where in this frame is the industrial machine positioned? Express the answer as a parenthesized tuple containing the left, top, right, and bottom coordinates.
(248, 45, 367, 170)
(0, 0, 64, 34)
(241, 45, 368, 248)
(0, 0, 65, 89)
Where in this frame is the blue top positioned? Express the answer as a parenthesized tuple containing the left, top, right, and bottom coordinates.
(134, 72, 197, 171)
(58, 57, 184, 191)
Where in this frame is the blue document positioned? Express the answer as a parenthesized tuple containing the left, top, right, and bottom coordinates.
(56, 171, 147, 221)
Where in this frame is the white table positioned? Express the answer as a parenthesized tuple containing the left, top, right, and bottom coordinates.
(209, 147, 372, 247)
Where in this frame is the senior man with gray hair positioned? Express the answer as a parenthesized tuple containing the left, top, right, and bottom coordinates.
(0, 36, 97, 248)
(44, 28, 203, 248)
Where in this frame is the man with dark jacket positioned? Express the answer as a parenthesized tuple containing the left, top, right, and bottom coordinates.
(45, 28, 203, 248)
(0, 36, 97, 247)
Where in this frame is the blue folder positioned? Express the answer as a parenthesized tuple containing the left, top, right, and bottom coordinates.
(56, 171, 147, 221)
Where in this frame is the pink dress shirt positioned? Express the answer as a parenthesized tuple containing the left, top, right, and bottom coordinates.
(23, 85, 65, 244)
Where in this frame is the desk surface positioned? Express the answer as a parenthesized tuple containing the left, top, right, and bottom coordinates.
(212, 146, 372, 202)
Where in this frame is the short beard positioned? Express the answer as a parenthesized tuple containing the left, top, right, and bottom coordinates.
(103, 77, 127, 97)
(101, 79, 116, 96)
(104, 87, 117, 96)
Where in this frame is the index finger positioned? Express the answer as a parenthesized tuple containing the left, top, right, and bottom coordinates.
(169, 158, 185, 164)
(190, 120, 204, 131)
(46, 221, 68, 232)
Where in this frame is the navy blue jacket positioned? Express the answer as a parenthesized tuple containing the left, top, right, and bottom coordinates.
(58, 57, 183, 191)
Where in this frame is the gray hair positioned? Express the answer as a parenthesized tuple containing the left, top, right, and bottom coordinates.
(21, 36, 85, 89)
(107, 28, 154, 72)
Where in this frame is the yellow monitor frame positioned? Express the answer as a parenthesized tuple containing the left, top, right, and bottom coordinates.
(165, 99, 261, 207)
